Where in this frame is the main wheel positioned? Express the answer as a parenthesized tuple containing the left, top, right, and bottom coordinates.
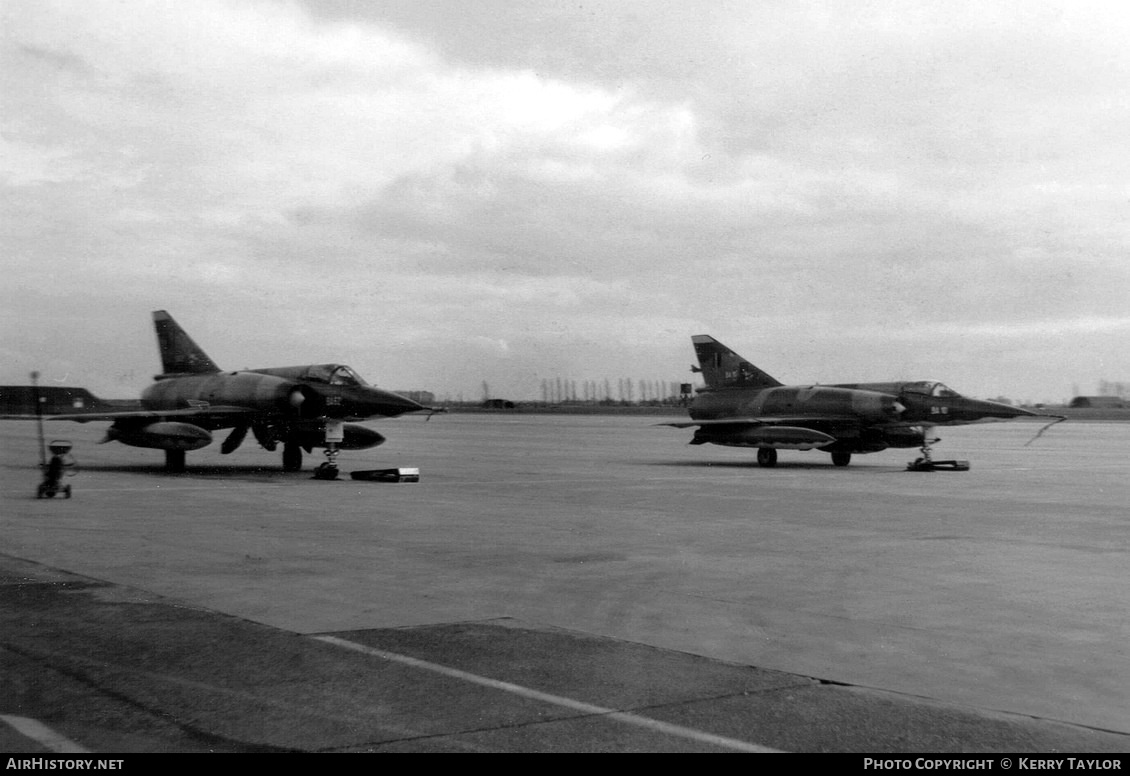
(756, 448, 778, 467)
(282, 442, 303, 472)
(165, 450, 186, 473)
(831, 451, 852, 467)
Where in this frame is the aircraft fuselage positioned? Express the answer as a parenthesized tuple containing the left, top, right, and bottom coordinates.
(691, 385, 904, 423)
(142, 372, 316, 426)
(140, 370, 422, 426)
(829, 382, 1037, 426)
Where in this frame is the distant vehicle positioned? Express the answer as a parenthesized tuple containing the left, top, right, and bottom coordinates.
(23, 311, 436, 477)
(663, 335, 1045, 469)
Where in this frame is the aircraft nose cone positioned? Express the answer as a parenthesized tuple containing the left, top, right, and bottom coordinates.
(971, 399, 1039, 419)
(361, 387, 427, 417)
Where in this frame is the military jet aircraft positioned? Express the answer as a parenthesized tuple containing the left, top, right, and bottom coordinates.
(33, 311, 433, 476)
(663, 335, 1045, 469)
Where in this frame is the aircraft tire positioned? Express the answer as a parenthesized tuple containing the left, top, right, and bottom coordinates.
(831, 451, 852, 467)
(313, 462, 339, 480)
(756, 448, 778, 467)
(165, 450, 186, 473)
(282, 443, 303, 472)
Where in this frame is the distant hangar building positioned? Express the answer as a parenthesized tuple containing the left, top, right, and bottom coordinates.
(1069, 396, 1127, 409)
(0, 385, 137, 415)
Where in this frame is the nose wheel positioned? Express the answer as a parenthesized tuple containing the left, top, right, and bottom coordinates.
(312, 419, 345, 480)
(313, 443, 340, 480)
(906, 431, 969, 471)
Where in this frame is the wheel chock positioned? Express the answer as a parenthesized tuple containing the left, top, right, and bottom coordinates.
(350, 467, 420, 483)
(906, 459, 970, 472)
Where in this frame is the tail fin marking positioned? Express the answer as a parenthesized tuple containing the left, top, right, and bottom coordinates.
(691, 335, 781, 390)
(153, 310, 221, 377)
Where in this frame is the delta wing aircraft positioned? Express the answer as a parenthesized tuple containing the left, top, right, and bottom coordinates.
(664, 335, 1048, 469)
(32, 311, 432, 476)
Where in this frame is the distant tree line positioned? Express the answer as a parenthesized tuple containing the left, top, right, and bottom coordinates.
(538, 378, 689, 406)
(1097, 380, 1129, 399)
(424, 379, 693, 407)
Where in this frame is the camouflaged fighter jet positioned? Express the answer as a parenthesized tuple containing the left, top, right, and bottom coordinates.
(663, 335, 1045, 469)
(42, 311, 434, 476)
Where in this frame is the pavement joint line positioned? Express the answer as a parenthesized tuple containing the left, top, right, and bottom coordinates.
(313, 634, 783, 753)
(1, 715, 90, 754)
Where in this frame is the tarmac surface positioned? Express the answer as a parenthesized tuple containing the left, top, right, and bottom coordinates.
(1, 414, 1127, 753)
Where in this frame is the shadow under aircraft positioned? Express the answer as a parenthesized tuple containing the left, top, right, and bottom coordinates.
(663, 335, 1058, 470)
(33, 311, 436, 477)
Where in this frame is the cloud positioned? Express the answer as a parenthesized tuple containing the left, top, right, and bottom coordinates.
(2, 1, 1129, 402)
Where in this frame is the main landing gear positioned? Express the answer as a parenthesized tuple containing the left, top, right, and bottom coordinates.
(905, 432, 969, 472)
(282, 442, 303, 472)
(165, 450, 186, 473)
(756, 448, 852, 467)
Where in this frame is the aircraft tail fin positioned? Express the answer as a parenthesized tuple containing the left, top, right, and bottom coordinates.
(691, 335, 782, 390)
(153, 310, 221, 377)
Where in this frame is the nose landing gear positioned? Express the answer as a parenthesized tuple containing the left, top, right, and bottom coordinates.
(313, 443, 340, 480)
(312, 419, 343, 480)
(906, 432, 969, 471)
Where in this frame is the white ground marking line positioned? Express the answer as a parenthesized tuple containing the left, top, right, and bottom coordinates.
(314, 635, 783, 753)
(0, 715, 90, 753)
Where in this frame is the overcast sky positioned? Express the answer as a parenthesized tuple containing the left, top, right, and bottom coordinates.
(3, 0, 1128, 404)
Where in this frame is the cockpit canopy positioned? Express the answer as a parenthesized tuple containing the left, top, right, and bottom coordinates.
(251, 363, 371, 386)
(899, 381, 961, 398)
(299, 364, 369, 386)
(831, 380, 965, 399)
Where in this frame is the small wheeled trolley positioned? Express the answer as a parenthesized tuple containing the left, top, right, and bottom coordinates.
(37, 440, 77, 499)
